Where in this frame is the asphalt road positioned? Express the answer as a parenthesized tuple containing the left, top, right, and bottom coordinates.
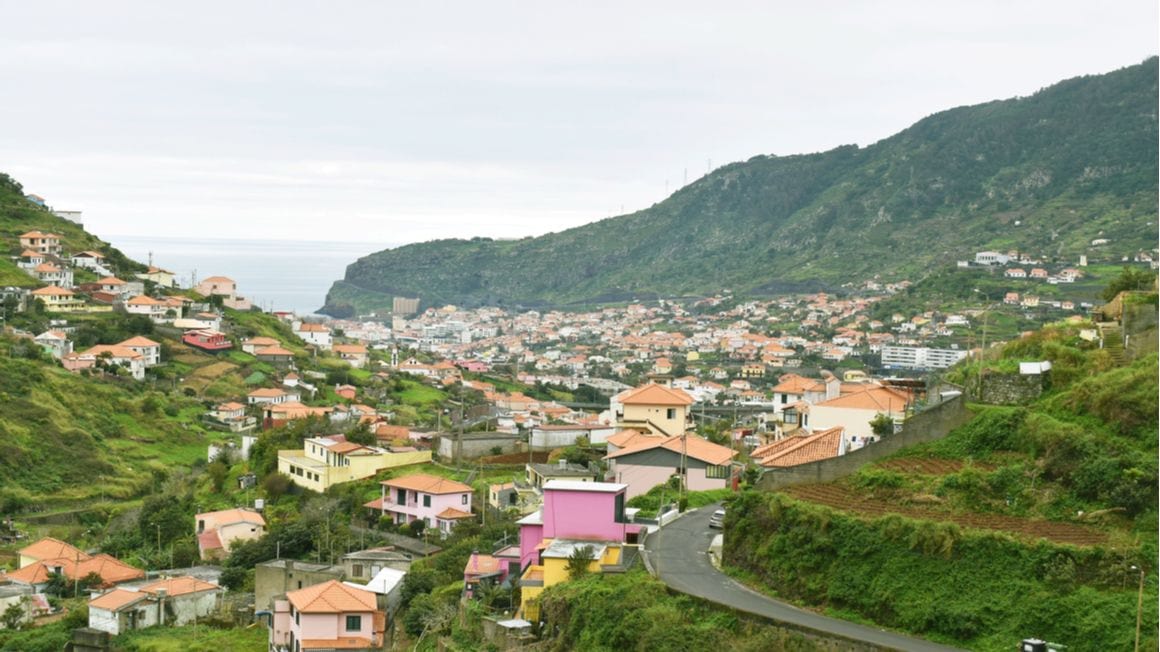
(644, 504, 963, 652)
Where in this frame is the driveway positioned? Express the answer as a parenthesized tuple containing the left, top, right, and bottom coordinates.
(643, 504, 963, 652)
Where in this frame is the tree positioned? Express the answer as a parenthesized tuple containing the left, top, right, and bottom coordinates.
(1101, 267, 1156, 301)
(566, 544, 596, 580)
(869, 412, 895, 437)
(1, 599, 25, 630)
(262, 472, 292, 500)
(206, 461, 229, 493)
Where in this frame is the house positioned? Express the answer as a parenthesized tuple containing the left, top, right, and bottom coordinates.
(32, 263, 74, 288)
(1005, 268, 1027, 279)
(30, 285, 83, 311)
(248, 387, 300, 405)
(604, 434, 736, 499)
(974, 251, 1009, 266)
(365, 473, 474, 536)
(62, 345, 146, 380)
(463, 547, 520, 600)
(525, 461, 595, 491)
(34, 329, 72, 359)
(751, 426, 848, 467)
(341, 548, 412, 585)
(278, 434, 431, 492)
(333, 344, 370, 368)
(195, 276, 237, 299)
(294, 322, 332, 350)
(347, 566, 407, 625)
(612, 383, 694, 437)
(263, 402, 333, 428)
(809, 386, 911, 439)
(516, 481, 641, 621)
(195, 275, 252, 310)
(71, 251, 106, 270)
(182, 329, 231, 351)
(256, 345, 296, 367)
(1029, 268, 1049, 279)
(1004, 292, 1021, 305)
(205, 402, 257, 432)
(5, 539, 143, 590)
(124, 294, 175, 321)
(269, 580, 385, 652)
(242, 336, 281, 354)
(195, 508, 266, 561)
(88, 576, 222, 636)
(119, 336, 162, 367)
(137, 266, 178, 288)
(19, 231, 62, 256)
(529, 423, 616, 449)
(255, 559, 345, 612)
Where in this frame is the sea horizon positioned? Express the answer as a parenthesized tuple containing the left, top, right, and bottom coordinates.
(102, 234, 399, 316)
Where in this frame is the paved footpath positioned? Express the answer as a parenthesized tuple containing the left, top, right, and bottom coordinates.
(643, 504, 964, 652)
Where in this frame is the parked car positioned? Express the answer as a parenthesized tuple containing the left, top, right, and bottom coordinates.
(708, 508, 726, 529)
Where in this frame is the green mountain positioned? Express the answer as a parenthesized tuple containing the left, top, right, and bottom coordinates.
(322, 58, 1158, 315)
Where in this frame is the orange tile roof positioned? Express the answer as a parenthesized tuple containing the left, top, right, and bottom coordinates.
(19, 537, 89, 565)
(605, 434, 736, 466)
(89, 588, 147, 611)
(333, 344, 368, 354)
(82, 344, 142, 360)
(756, 427, 844, 468)
(139, 575, 219, 597)
(244, 336, 280, 346)
(816, 386, 910, 412)
(196, 508, 266, 527)
(248, 388, 291, 397)
(436, 507, 474, 520)
(464, 553, 503, 576)
(256, 345, 295, 356)
(288, 579, 376, 613)
(31, 285, 74, 296)
(126, 294, 167, 306)
(297, 322, 330, 332)
(619, 383, 694, 406)
(119, 336, 161, 347)
(382, 473, 472, 495)
(605, 429, 659, 450)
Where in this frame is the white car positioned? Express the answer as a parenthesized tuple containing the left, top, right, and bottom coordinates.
(708, 508, 725, 529)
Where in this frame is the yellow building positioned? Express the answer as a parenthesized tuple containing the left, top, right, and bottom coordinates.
(519, 539, 625, 621)
(614, 383, 694, 437)
(278, 435, 431, 492)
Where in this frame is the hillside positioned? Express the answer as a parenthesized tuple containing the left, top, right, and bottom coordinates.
(725, 325, 1158, 650)
(0, 173, 144, 286)
(322, 57, 1158, 315)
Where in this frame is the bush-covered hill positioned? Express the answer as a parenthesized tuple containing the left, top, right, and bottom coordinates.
(322, 58, 1159, 315)
(725, 326, 1158, 651)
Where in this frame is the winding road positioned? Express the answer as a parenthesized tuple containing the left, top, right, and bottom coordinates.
(643, 504, 963, 652)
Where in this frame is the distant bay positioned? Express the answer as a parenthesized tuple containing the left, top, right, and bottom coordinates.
(104, 235, 397, 315)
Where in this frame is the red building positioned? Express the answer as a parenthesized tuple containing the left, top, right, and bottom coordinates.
(182, 329, 231, 351)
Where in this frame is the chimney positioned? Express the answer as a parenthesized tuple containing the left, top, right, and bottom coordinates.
(558, 459, 567, 470)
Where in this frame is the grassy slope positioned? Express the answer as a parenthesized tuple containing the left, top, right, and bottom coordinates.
(725, 326, 1158, 650)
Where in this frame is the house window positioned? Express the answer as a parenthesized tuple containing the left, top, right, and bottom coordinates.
(294, 608, 299, 625)
(352, 564, 364, 578)
(666, 408, 676, 419)
(706, 465, 730, 479)
(613, 492, 626, 523)
(423, 495, 431, 507)
(346, 614, 362, 631)
(461, 495, 468, 505)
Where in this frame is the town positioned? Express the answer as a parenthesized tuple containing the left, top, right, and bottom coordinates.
(0, 177, 1156, 652)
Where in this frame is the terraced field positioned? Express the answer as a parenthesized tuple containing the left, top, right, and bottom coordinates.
(783, 484, 1108, 546)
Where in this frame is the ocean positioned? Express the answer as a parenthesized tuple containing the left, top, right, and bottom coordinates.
(106, 235, 397, 315)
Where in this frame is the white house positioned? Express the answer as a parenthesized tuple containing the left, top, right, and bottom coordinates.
(88, 576, 222, 636)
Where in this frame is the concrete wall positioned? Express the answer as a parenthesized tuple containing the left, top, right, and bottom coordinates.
(757, 396, 972, 491)
(255, 560, 344, 611)
(436, 433, 521, 460)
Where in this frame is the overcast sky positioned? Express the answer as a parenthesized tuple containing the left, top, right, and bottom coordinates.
(1, 1, 1155, 247)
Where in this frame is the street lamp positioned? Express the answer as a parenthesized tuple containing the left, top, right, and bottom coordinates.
(1131, 565, 1145, 652)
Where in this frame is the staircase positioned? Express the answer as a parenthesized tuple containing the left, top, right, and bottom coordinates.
(1096, 322, 1126, 364)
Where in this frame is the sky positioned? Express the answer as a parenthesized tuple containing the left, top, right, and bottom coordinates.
(1, 1, 1156, 248)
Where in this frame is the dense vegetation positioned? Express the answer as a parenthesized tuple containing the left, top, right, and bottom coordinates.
(535, 569, 828, 652)
(725, 325, 1158, 651)
(323, 58, 1158, 314)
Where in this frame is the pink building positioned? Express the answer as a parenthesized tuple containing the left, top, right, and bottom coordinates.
(270, 580, 384, 652)
(365, 473, 474, 536)
(516, 481, 642, 621)
(604, 434, 737, 499)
